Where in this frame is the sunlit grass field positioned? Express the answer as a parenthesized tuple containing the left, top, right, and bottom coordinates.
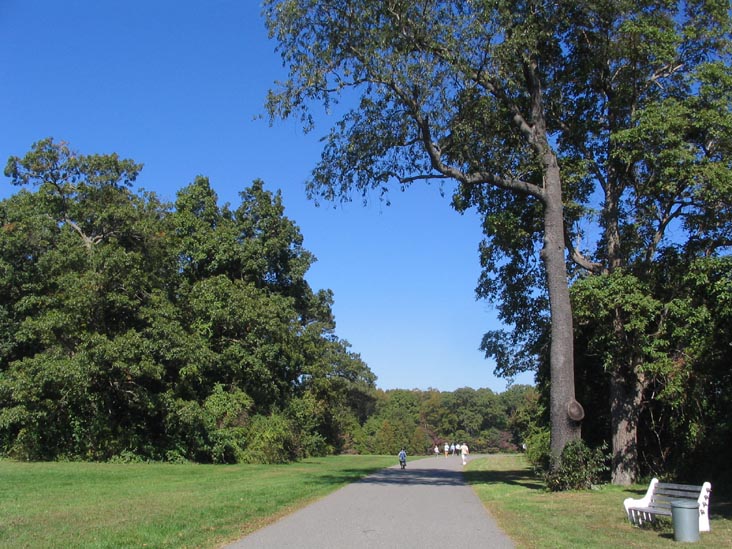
(465, 454, 732, 548)
(0, 455, 395, 548)
(3, 454, 730, 548)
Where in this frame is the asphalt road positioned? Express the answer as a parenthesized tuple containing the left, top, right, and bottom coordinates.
(224, 454, 514, 549)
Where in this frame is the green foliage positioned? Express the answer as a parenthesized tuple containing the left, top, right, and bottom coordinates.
(572, 271, 667, 374)
(558, 0, 732, 484)
(285, 393, 332, 457)
(348, 385, 541, 456)
(8, 129, 728, 487)
(544, 440, 609, 492)
(0, 139, 376, 464)
(243, 413, 297, 464)
(571, 252, 732, 483)
(203, 385, 252, 464)
(524, 428, 551, 474)
(265, 0, 586, 458)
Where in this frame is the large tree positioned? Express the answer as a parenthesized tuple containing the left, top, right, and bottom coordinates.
(263, 1, 732, 476)
(473, 1, 732, 484)
(1, 139, 378, 462)
(2, 138, 170, 459)
(264, 0, 584, 460)
(554, 1, 732, 484)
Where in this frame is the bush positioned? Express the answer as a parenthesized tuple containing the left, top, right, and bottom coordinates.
(545, 439, 609, 491)
(107, 450, 149, 464)
(524, 428, 551, 473)
(285, 394, 332, 458)
(243, 413, 298, 464)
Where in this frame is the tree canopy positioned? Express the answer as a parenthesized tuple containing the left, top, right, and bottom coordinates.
(550, 0, 732, 484)
(0, 139, 375, 462)
(264, 0, 732, 481)
(264, 0, 586, 461)
(1, 139, 540, 464)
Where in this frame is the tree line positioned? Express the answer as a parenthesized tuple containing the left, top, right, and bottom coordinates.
(0, 139, 378, 463)
(0, 139, 539, 464)
(351, 385, 538, 456)
(2, 137, 730, 490)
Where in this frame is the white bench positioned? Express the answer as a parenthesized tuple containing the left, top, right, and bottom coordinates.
(624, 478, 712, 532)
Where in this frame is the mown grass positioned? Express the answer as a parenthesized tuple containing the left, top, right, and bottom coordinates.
(4, 454, 730, 548)
(0, 455, 395, 548)
(465, 454, 732, 548)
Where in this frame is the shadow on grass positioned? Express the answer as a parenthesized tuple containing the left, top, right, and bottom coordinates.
(712, 496, 732, 520)
(462, 468, 545, 491)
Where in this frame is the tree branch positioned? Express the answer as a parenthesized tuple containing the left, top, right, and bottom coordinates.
(565, 224, 602, 273)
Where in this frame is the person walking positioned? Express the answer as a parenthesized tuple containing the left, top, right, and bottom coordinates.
(461, 442, 469, 465)
(434, 445, 439, 458)
(398, 448, 407, 469)
(444, 442, 449, 458)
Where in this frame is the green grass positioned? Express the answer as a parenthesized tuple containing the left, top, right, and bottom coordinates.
(464, 454, 732, 548)
(4, 454, 730, 548)
(0, 455, 395, 548)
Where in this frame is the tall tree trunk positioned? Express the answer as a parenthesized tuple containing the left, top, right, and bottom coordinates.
(610, 360, 646, 485)
(604, 178, 643, 485)
(542, 160, 582, 461)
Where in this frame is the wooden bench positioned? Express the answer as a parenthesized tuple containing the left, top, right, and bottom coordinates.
(624, 478, 712, 532)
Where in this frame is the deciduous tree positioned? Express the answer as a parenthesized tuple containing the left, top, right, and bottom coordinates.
(264, 0, 583, 460)
(557, 1, 732, 484)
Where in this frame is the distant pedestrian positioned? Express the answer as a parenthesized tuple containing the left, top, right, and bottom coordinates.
(450, 443, 455, 456)
(455, 443, 461, 457)
(434, 445, 439, 458)
(444, 442, 449, 457)
(398, 448, 407, 469)
(461, 442, 469, 465)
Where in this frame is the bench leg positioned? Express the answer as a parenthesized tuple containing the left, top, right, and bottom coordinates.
(699, 511, 710, 532)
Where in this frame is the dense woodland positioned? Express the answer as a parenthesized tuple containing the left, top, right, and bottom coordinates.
(0, 139, 538, 464)
(2, 138, 730, 491)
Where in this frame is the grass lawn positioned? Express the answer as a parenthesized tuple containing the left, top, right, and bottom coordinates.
(0, 455, 395, 548)
(465, 454, 732, 548)
(4, 453, 730, 548)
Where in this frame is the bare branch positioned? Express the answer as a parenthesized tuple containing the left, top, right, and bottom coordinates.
(565, 224, 602, 273)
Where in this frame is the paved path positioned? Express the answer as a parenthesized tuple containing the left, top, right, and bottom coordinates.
(224, 455, 514, 548)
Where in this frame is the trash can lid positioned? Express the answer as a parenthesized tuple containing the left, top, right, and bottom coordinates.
(671, 500, 699, 509)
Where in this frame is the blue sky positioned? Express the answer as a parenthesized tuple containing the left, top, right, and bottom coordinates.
(0, 1, 534, 392)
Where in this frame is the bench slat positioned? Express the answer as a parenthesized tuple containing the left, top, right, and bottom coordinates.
(656, 482, 704, 492)
(656, 487, 703, 496)
(653, 490, 700, 500)
(632, 506, 672, 517)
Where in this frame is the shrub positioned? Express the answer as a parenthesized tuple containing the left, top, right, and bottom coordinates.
(545, 439, 609, 491)
(243, 413, 298, 464)
(107, 450, 149, 464)
(285, 394, 331, 458)
(524, 428, 551, 473)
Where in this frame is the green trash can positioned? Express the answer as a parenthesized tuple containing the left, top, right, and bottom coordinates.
(671, 500, 700, 543)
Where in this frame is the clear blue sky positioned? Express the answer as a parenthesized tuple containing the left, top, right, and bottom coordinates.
(0, 1, 534, 392)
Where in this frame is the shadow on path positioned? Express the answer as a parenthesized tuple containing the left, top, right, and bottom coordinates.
(355, 465, 464, 486)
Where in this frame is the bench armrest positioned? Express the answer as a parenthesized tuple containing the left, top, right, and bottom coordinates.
(697, 482, 712, 532)
(624, 477, 659, 517)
